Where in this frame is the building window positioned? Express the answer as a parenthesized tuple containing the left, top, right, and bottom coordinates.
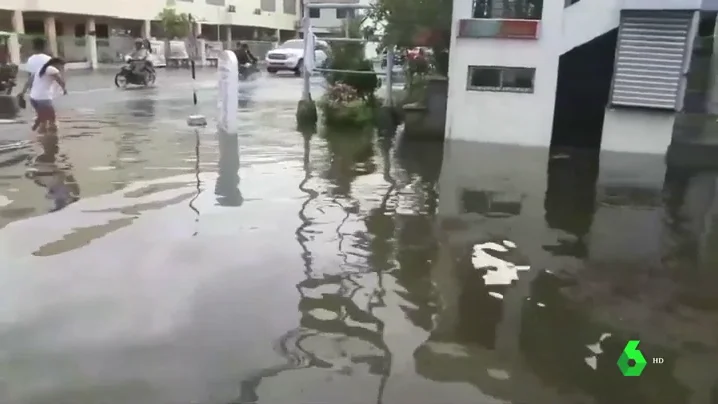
(96, 24, 109, 38)
(336, 9, 355, 18)
(260, 0, 276, 12)
(472, 0, 543, 19)
(283, 0, 296, 14)
(467, 66, 535, 93)
(74, 24, 86, 38)
(309, 8, 320, 18)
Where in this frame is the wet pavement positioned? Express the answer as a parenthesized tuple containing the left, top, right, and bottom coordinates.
(1, 69, 718, 404)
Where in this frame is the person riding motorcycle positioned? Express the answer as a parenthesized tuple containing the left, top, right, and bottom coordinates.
(128, 40, 153, 77)
(235, 43, 257, 66)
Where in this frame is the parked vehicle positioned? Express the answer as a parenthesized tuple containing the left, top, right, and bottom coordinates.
(147, 39, 167, 68)
(380, 49, 405, 69)
(406, 47, 433, 63)
(265, 39, 329, 76)
(0, 32, 18, 94)
(115, 56, 156, 88)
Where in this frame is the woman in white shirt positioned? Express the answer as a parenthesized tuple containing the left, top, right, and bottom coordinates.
(29, 57, 67, 134)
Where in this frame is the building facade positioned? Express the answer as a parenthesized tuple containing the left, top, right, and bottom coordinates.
(306, 0, 372, 35)
(445, 0, 718, 155)
(0, 0, 300, 68)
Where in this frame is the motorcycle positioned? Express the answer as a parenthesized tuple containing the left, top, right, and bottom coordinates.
(238, 62, 259, 81)
(115, 56, 156, 88)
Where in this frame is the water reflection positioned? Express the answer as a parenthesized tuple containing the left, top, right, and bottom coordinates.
(296, 129, 391, 401)
(236, 129, 392, 404)
(232, 130, 318, 404)
(126, 97, 156, 119)
(215, 132, 243, 207)
(3, 120, 718, 403)
(230, 137, 718, 403)
(188, 130, 202, 234)
(429, 142, 718, 403)
(662, 168, 718, 310)
(543, 149, 599, 258)
(323, 129, 376, 197)
(25, 133, 80, 212)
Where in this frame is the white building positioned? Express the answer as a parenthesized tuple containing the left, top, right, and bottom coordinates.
(0, 0, 301, 68)
(444, 0, 718, 154)
(306, 0, 372, 35)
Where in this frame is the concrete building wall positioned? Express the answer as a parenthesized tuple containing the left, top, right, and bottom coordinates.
(445, 0, 565, 148)
(2, 0, 300, 31)
(444, 0, 685, 155)
(1, 0, 299, 67)
(307, 0, 372, 34)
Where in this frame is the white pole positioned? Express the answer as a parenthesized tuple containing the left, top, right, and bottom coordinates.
(301, 4, 311, 101)
(218, 50, 239, 134)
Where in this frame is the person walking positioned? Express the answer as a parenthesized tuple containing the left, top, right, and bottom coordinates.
(28, 57, 67, 134)
(17, 38, 59, 132)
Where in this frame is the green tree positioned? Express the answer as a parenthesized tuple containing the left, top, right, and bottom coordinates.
(156, 7, 190, 39)
(366, 0, 452, 75)
(323, 18, 379, 101)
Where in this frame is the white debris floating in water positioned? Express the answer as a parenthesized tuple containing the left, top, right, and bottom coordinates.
(0, 195, 11, 207)
(584, 333, 612, 370)
(471, 241, 530, 285)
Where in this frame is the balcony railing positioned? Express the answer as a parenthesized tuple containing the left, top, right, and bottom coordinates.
(472, 0, 543, 20)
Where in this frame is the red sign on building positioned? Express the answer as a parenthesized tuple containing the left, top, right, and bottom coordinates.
(498, 19, 540, 39)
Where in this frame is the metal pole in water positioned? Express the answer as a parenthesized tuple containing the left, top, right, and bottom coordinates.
(187, 14, 207, 127)
(385, 45, 394, 107)
(301, 4, 311, 101)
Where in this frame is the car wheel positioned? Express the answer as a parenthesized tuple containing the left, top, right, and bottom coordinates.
(294, 59, 303, 77)
(267, 68, 277, 74)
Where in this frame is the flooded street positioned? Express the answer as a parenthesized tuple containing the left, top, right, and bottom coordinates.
(1, 70, 718, 404)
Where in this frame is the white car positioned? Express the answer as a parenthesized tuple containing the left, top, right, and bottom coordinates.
(265, 39, 329, 76)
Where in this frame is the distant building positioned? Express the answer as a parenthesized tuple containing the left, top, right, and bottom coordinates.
(0, 0, 301, 67)
(306, 0, 372, 36)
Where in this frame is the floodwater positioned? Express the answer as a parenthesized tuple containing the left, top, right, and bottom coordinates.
(1, 75, 718, 404)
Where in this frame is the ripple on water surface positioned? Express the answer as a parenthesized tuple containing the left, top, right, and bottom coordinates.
(1, 96, 718, 403)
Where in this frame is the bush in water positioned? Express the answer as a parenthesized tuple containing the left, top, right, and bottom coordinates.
(319, 83, 373, 128)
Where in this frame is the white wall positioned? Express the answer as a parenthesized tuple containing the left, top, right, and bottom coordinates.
(561, 0, 619, 53)
(310, 8, 346, 31)
(309, 0, 372, 32)
(601, 109, 675, 154)
(445, 0, 565, 148)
